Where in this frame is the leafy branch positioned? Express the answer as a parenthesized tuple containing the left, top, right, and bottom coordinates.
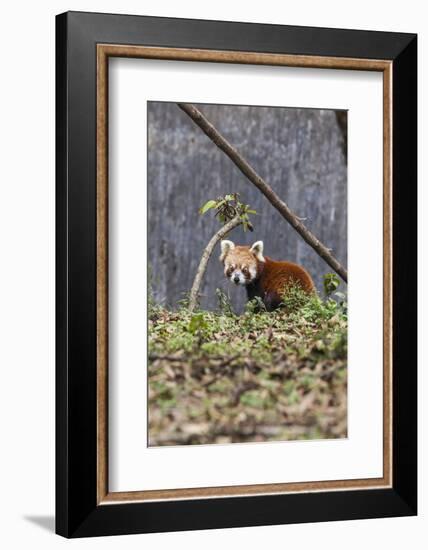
(188, 193, 257, 312)
(199, 192, 256, 232)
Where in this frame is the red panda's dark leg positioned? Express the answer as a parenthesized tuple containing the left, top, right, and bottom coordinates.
(246, 281, 261, 302)
(264, 291, 282, 312)
(246, 281, 282, 311)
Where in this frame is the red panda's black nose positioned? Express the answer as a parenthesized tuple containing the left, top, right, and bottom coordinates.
(233, 275, 240, 284)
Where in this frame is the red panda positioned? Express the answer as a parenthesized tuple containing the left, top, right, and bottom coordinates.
(220, 240, 315, 311)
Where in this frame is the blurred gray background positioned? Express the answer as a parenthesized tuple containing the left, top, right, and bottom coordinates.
(148, 102, 347, 311)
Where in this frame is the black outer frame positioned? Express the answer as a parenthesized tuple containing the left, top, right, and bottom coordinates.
(56, 11, 417, 538)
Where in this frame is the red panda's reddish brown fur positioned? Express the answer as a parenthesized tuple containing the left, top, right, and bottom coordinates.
(258, 256, 315, 294)
(220, 240, 315, 311)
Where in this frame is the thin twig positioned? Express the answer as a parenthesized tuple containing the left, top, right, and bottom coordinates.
(188, 215, 242, 312)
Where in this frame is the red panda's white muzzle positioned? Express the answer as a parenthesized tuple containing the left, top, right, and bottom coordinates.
(229, 269, 254, 286)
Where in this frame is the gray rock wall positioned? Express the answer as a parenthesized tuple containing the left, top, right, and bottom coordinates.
(148, 102, 347, 311)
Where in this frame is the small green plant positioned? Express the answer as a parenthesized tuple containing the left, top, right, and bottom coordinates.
(275, 276, 348, 325)
(280, 280, 311, 313)
(323, 272, 340, 297)
(244, 296, 267, 314)
(215, 288, 236, 317)
(322, 272, 347, 318)
(176, 291, 192, 310)
(199, 192, 257, 232)
(188, 312, 208, 335)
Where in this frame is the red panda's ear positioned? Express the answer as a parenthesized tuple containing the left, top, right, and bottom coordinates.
(250, 241, 265, 262)
(219, 240, 235, 262)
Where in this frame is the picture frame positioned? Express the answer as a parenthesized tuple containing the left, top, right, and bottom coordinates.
(56, 11, 417, 538)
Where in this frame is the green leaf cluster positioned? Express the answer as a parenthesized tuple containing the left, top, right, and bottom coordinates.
(199, 192, 257, 231)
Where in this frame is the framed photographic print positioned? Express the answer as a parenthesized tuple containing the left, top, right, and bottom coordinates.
(56, 11, 417, 538)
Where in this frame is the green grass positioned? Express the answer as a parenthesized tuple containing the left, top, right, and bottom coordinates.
(148, 284, 347, 446)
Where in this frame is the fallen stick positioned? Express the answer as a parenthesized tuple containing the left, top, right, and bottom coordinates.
(178, 103, 348, 283)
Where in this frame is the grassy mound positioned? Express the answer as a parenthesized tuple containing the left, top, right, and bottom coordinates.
(148, 286, 347, 446)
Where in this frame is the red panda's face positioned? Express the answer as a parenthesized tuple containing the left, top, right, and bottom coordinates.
(219, 240, 265, 286)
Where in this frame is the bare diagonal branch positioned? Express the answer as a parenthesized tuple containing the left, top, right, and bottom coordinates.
(178, 103, 347, 283)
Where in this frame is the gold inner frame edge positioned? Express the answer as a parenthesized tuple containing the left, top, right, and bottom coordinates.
(96, 44, 393, 505)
